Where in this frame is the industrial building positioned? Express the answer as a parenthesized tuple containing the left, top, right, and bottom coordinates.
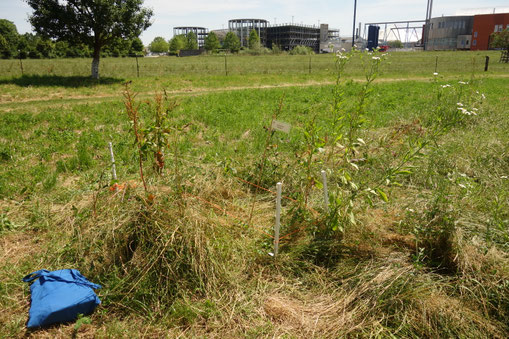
(174, 19, 339, 53)
(265, 24, 319, 52)
(426, 16, 474, 50)
(471, 13, 509, 50)
(425, 12, 509, 51)
(228, 19, 269, 48)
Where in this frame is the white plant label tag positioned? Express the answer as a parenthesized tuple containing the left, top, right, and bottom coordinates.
(271, 120, 291, 134)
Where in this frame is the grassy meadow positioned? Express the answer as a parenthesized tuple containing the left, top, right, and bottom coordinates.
(1, 50, 509, 338)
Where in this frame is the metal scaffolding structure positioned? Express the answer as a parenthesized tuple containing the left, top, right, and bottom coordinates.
(266, 24, 321, 52)
(363, 20, 426, 46)
(228, 19, 269, 48)
(173, 27, 209, 48)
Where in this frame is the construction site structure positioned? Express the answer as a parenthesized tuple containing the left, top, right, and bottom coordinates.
(228, 19, 269, 48)
(173, 27, 209, 49)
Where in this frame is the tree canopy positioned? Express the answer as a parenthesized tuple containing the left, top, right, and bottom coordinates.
(185, 32, 198, 50)
(223, 32, 240, 53)
(204, 31, 220, 52)
(169, 35, 185, 55)
(491, 28, 509, 53)
(248, 29, 260, 50)
(149, 36, 169, 53)
(0, 19, 19, 59)
(27, 0, 153, 78)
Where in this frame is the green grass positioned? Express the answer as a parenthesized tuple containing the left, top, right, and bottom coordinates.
(0, 52, 508, 337)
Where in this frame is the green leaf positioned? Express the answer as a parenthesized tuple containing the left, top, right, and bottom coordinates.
(377, 188, 389, 202)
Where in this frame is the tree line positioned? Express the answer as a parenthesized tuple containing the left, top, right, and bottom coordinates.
(0, 19, 144, 60)
(150, 29, 262, 55)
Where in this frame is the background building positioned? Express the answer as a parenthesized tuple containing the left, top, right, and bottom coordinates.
(173, 27, 209, 49)
(425, 16, 474, 51)
(228, 19, 269, 48)
(266, 24, 320, 52)
(424, 12, 509, 51)
(471, 13, 509, 50)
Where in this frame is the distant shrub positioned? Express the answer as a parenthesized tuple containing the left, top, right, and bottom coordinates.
(289, 45, 314, 55)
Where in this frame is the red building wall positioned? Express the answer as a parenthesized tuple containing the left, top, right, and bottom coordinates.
(471, 13, 509, 50)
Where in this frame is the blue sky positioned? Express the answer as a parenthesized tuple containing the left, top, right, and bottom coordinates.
(1, 0, 509, 44)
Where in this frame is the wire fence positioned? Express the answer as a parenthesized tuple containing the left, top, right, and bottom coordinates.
(0, 51, 506, 79)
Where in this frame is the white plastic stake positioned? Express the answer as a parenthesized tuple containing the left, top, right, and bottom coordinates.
(108, 142, 117, 181)
(274, 182, 282, 257)
(321, 170, 329, 214)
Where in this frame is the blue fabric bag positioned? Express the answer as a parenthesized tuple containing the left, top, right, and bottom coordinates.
(22, 269, 101, 328)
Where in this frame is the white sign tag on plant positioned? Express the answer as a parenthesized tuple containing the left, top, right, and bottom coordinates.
(271, 120, 291, 134)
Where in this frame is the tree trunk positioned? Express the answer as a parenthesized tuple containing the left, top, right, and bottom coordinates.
(91, 38, 101, 79)
(91, 56, 100, 79)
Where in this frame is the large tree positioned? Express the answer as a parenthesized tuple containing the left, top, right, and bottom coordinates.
(26, 0, 153, 79)
(185, 31, 198, 50)
(491, 28, 509, 55)
(204, 31, 220, 52)
(223, 32, 240, 53)
(0, 19, 19, 59)
(169, 35, 185, 55)
(248, 29, 260, 50)
(148, 36, 169, 53)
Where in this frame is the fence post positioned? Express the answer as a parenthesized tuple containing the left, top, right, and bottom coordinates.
(136, 55, 140, 77)
(18, 51, 24, 76)
(108, 142, 117, 182)
(434, 56, 438, 73)
(321, 170, 329, 213)
(308, 55, 312, 74)
(484, 56, 490, 72)
(224, 54, 228, 76)
(274, 182, 282, 257)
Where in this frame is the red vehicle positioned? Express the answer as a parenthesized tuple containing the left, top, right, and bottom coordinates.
(378, 45, 389, 52)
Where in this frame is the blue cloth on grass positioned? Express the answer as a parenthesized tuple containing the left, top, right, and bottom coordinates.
(22, 269, 101, 328)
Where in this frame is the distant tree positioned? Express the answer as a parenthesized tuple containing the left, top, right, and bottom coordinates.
(149, 36, 169, 53)
(35, 38, 54, 58)
(491, 28, 509, 55)
(130, 37, 144, 54)
(223, 31, 240, 53)
(0, 19, 19, 59)
(248, 29, 260, 50)
(185, 31, 198, 50)
(169, 35, 185, 55)
(204, 31, 220, 52)
(27, 0, 153, 79)
(388, 40, 403, 48)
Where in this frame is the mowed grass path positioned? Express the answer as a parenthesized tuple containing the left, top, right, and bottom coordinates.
(0, 50, 508, 106)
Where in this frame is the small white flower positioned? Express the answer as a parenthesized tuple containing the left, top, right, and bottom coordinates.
(481, 93, 486, 99)
(457, 102, 463, 106)
(441, 84, 451, 88)
(338, 55, 348, 59)
(341, 48, 346, 52)
(365, 48, 369, 51)
(458, 81, 468, 85)
(372, 56, 380, 60)
(433, 72, 438, 76)
(472, 108, 478, 111)
(459, 184, 466, 188)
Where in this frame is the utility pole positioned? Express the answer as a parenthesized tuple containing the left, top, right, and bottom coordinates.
(352, 0, 357, 48)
